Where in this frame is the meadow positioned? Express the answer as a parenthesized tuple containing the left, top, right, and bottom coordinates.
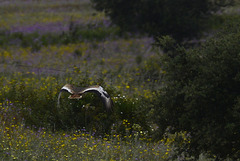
(0, 0, 239, 160)
(0, 0, 177, 160)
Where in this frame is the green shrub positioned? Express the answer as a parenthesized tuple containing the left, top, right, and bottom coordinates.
(152, 19, 240, 159)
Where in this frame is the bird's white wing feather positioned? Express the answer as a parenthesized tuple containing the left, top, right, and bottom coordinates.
(80, 86, 101, 94)
(58, 84, 75, 108)
(61, 84, 74, 94)
(80, 86, 113, 111)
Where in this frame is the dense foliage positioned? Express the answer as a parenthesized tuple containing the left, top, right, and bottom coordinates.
(91, 0, 234, 41)
(153, 19, 240, 159)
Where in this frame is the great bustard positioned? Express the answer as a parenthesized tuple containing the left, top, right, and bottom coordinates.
(58, 84, 113, 111)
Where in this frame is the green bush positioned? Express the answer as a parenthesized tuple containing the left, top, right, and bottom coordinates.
(91, 0, 233, 41)
(152, 19, 240, 159)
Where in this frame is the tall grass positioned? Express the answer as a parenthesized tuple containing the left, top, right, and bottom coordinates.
(0, 99, 178, 161)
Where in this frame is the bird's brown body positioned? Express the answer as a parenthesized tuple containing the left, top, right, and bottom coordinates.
(68, 94, 82, 99)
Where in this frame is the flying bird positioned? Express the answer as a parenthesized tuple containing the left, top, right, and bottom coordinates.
(58, 84, 113, 111)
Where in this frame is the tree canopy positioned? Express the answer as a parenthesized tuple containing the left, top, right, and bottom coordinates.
(91, 0, 234, 41)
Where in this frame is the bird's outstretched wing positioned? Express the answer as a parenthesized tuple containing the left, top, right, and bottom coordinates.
(60, 84, 85, 94)
(58, 84, 113, 111)
(58, 84, 83, 108)
(79, 85, 113, 111)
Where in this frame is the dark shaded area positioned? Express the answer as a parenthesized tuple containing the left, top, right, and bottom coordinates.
(152, 18, 240, 159)
(91, 0, 234, 41)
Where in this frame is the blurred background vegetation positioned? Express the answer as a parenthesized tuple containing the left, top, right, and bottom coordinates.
(0, 0, 240, 160)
